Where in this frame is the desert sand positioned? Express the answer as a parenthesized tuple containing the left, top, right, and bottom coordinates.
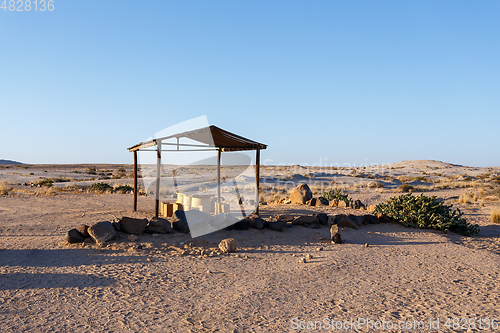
(1, 160, 500, 332)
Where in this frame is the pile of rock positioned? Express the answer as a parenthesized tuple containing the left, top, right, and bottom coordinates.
(286, 183, 369, 210)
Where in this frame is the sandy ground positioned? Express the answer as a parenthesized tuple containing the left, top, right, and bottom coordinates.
(1, 161, 500, 332)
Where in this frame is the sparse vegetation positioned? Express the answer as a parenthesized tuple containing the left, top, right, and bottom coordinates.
(0, 182, 12, 195)
(87, 167, 97, 175)
(459, 192, 474, 204)
(491, 207, 500, 224)
(373, 193, 480, 236)
(89, 182, 113, 193)
(114, 184, 133, 194)
(411, 176, 427, 182)
(323, 189, 351, 204)
(397, 184, 414, 192)
(37, 179, 54, 187)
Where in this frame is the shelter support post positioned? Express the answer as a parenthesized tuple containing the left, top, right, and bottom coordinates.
(155, 140, 162, 217)
(217, 148, 221, 210)
(255, 147, 260, 215)
(133, 151, 138, 211)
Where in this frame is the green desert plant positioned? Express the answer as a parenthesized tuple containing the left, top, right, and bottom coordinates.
(373, 193, 479, 236)
(114, 184, 133, 194)
(89, 182, 113, 193)
(323, 189, 351, 204)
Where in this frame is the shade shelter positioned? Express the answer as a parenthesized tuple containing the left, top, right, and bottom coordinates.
(128, 125, 267, 217)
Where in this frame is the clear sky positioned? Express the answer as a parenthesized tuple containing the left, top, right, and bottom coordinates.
(1, 1, 499, 167)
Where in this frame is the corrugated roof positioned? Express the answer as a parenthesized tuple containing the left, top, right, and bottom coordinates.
(128, 125, 267, 152)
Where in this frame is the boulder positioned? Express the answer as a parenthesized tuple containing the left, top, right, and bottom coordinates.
(313, 213, 328, 225)
(327, 215, 336, 226)
(293, 215, 319, 225)
(306, 198, 317, 206)
(364, 214, 380, 224)
(275, 214, 295, 222)
(218, 238, 238, 253)
(330, 225, 342, 244)
(77, 225, 90, 238)
(171, 210, 190, 234)
(347, 214, 366, 226)
(316, 197, 329, 206)
(351, 199, 365, 210)
(244, 214, 265, 229)
(377, 213, 395, 223)
(267, 221, 284, 232)
(329, 199, 339, 207)
(144, 217, 172, 234)
(184, 209, 213, 235)
(290, 183, 313, 204)
(338, 200, 348, 208)
(212, 213, 237, 230)
(304, 222, 321, 229)
(65, 228, 85, 243)
(88, 221, 116, 243)
(120, 216, 149, 235)
(336, 215, 358, 229)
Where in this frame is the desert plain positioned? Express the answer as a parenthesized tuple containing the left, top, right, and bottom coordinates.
(1, 160, 500, 332)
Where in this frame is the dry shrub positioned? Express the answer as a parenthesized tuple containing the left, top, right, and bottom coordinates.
(459, 192, 473, 204)
(0, 182, 12, 195)
(34, 187, 56, 196)
(491, 207, 500, 224)
(367, 181, 384, 189)
(397, 184, 414, 193)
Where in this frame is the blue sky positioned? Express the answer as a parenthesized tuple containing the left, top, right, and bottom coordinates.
(1, 1, 499, 167)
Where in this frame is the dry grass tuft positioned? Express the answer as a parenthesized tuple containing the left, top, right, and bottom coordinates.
(459, 192, 474, 204)
(34, 187, 56, 196)
(0, 182, 12, 195)
(491, 207, 500, 224)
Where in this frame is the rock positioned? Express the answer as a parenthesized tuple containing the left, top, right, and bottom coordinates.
(317, 247, 323, 251)
(351, 199, 365, 210)
(245, 214, 265, 229)
(316, 196, 329, 206)
(65, 228, 85, 243)
(298, 257, 307, 263)
(364, 214, 380, 224)
(77, 225, 90, 238)
(293, 215, 319, 225)
(327, 215, 336, 226)
(347, 214, 365, 226)
(224, 218, 249, 231)
(128, 235, 138, 242)
(88, 221, 116, 243)
(304, 223, 321, 229)
(336, 215, 358, 229)
(212, 213, 237, 230)
(377, 213, 395, 223)
(289, 183, 313, 204)
(144, 217, 172, 234)
(306, 197, 317, 206)
(111, 221, 122, 231)
(267, 221, 284, 232)
(171, 210, 190, 234)
(367, 205, 377, 211)
(338, 200, 348, 208)
(184, 209, 214, 236)
(365, 243, 369, 247)
(330, 225, 342, 244)
(275, 214, 295, 222)
(313, 213, 328, 225)
(218, 238, 238, 253)
(305, 254, 313, 259)
(329, 199, 339, 207)
(120, 216, 149, 235)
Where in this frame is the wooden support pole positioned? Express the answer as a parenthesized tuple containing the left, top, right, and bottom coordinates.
(217, 148, 221, 209)
(255, 147, 260, 215)
(155, 140, 162, 217)
(133, 150, 138, 211)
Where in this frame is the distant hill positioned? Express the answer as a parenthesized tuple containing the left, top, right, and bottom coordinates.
(0, 159, 23, 165)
